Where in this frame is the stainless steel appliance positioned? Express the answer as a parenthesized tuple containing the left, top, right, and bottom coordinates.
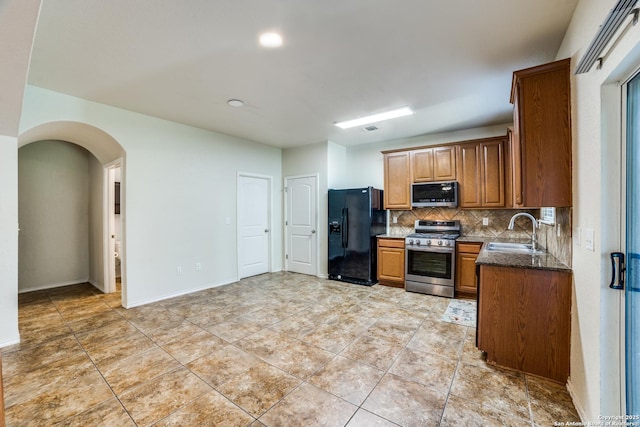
(405, 220, 461, 297)
(328, 187, 386, 285)
(411, 181, 458, 208)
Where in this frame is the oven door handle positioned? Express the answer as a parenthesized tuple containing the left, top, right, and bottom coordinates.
(406, 246, 454, 254)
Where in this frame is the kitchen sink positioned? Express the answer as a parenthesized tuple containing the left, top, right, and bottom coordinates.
(486, 242, 545, 255)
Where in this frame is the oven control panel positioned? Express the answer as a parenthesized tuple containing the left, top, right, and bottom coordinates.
(405, 238, 453, 247)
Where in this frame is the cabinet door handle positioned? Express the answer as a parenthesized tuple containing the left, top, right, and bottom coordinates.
(610, 252, 625, 290)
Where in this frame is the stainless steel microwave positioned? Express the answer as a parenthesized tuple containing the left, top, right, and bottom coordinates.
(411, 181, 458, 208)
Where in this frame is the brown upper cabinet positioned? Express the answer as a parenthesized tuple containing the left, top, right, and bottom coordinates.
(457, 136, 506, 208)
(383, 138, 504, 210)
(412, 146, 456, 182)
(383, 151, 412, 209)
(510, 58, 572, 207)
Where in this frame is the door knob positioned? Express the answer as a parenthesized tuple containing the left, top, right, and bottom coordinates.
(265, 229, 269, 233)
(311, 229, 316, 234)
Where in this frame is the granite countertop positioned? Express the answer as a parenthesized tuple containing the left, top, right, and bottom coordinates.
(456, 236, 492, 243)
(474, 239, 571, 272)
(377, 232, 407, 239)
(379, 232, 571, 272)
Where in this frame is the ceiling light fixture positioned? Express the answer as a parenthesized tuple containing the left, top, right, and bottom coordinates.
(334, 106, 414, 129)
(259, 32, 283, 48)
(227, 99, 245, 107)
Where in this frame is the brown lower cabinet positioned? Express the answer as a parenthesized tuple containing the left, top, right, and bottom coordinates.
(477, 265, 571, 382)
(455, 242, 482, 297)
(377, 237, 405, 288)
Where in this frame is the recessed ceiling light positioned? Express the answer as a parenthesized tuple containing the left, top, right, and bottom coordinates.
(227, 99, 245, 107)
(334, 106, 414, 129)
(259, 32, 283, 48)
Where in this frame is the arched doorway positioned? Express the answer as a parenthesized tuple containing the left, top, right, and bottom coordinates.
(18, 121, 126, 302)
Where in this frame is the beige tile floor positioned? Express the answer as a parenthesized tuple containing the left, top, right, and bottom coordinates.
(2, 272, 580, 426)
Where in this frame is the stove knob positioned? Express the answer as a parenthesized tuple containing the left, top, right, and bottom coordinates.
(407, 239, 413, 245)
(425, 239, 431, 245)
(416, 240, 421, 246)
(443, 240, 450, 246)
(437, 240, 443, 246)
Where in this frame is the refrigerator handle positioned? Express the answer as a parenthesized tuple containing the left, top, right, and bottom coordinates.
(340, 209, 346, 248)
(343, 208, 349, 248)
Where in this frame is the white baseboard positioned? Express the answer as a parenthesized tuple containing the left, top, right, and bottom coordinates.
(281, 268, 327, 279)
(0, 335, 21, 349)
(566, 377, 587, 422)
(123, 278, 238, 309)
(18, 278, 90, 293)
(88, 279, 105, 293)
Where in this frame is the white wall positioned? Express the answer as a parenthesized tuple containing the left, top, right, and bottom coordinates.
(0, 135, 20, 346)
(18, 140, 92, 291)
(556, 0, 640, 420)
(0, 0, 42, 348)
(19, 85, 283, 308)
(345, 124, 511, 189)
(282, 142, 328, 277)
(327, 141, 347, 189)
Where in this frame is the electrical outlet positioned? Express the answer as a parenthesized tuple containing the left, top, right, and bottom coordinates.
(392, 216, 398, 224)
(195, 262, 201, 271)
(482, 217, 489, 226)
(584, 228, 595, 251)
(574, 227, 581, 247)
(176, 266, 183, 275)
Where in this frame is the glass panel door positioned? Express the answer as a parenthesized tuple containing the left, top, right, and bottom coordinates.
(625, 72, 640, 415)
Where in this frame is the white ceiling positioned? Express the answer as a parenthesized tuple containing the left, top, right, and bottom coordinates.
(28, 0, 579, 149)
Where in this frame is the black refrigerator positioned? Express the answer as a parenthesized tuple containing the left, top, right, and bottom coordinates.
(328, 187, 386, 285)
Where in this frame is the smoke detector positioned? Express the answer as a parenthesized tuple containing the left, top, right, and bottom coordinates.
(227, 99, 245, 107)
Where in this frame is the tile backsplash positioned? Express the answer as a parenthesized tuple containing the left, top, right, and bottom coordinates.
(388, 207, 572, 267)
(537, 207, 572, 267)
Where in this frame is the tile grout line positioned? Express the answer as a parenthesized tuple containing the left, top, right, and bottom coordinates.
(65, 286, 146, 426)
(6, 275, 578, 426)
(40, 285, 139, 426)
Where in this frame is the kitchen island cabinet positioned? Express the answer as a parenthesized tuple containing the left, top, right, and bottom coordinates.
(477, 264, 571, 382)
(377, 237, 405, 288)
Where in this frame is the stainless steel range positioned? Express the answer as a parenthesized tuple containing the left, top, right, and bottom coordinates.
(405, 220, 461, 298)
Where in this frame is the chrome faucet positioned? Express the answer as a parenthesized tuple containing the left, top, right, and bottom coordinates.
(508, 212, 539, 251)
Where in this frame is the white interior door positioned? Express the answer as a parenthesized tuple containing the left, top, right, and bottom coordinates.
(285, 175, 317, 276)
(237, 174, 271, 279)
(104, 161, 121, 294)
